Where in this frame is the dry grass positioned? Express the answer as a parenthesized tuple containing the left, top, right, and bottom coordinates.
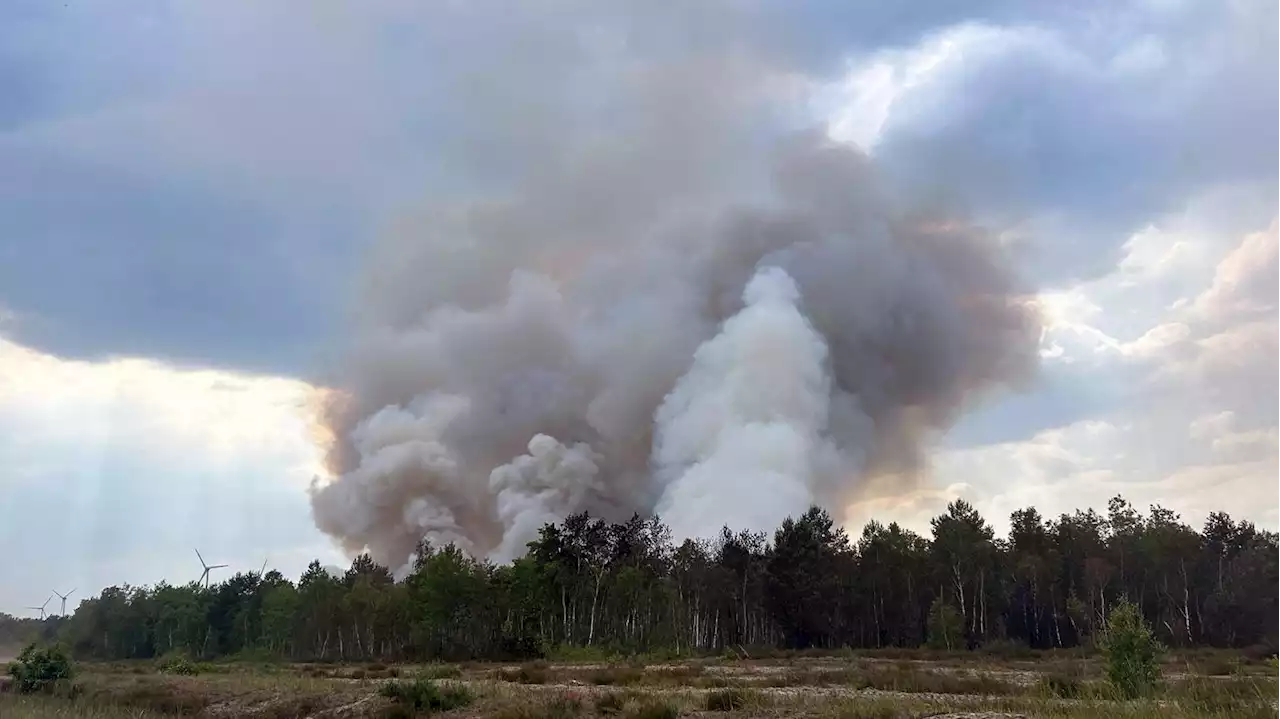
(7, 651, 1274, 718)
(0, 693, 166, 718)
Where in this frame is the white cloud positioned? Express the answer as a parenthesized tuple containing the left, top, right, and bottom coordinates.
(912, 215, 1280, 536)
(0, 336, 343, 615)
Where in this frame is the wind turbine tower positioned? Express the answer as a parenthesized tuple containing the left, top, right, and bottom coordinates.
(52, 588, 76, 616)
(195, 549, 228, 589)
(27, 595, 52, 620)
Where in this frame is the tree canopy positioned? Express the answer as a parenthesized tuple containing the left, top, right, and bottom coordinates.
(3, 496, 1274, 661)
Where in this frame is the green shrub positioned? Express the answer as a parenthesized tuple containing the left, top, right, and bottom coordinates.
(379, 678, 473, 713)
(7, 643, 75, 694)
(1099, 598, 1162, 699)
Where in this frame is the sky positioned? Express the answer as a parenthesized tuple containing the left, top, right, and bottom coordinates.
(0, 0, 1276, 616)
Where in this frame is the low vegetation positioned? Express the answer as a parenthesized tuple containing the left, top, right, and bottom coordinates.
(378, 678, 473, 713)
(7, 643, 75, 694)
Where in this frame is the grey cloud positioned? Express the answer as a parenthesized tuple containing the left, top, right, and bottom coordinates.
(871, 0, 1277, 285)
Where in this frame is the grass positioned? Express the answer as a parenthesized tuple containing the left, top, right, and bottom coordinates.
(491, 694, 585, 719)
(0, 693, 167, 718)
(11, 651, 1276, 719)
(499, 661, 552, 684)
(704, 687, 749, 711)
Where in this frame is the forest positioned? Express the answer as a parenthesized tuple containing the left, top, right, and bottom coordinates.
(4, 496, 1276, 663)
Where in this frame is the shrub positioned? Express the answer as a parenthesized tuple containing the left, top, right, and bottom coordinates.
(1099, 598, 1162, 699)
(379, 678, 474, 713)
(156, 651, 199, 676)
(7, 643, 75, 694)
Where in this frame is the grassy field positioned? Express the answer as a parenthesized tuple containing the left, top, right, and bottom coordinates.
(2, 650, 1275, 718)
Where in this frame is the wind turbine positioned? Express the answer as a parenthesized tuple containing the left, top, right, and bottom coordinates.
(195, 549, 227, 589)
(27, 595, 52, 619)
(52, 588, 76, 616)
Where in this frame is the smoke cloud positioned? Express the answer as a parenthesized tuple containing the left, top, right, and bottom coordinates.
(308, 4, 1042, 571)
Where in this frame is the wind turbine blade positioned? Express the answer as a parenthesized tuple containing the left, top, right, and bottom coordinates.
(195, 548, 206, 567)
(68, 589, 76, 596)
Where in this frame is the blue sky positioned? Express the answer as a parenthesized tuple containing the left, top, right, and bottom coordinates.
(1, 0, 1276, 615)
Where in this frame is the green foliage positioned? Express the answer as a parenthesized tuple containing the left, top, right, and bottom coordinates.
(926, 598, 963, 650)
(155, 652, 198, 675)
(379, 678, 473, 713)
(1100, 599, 1163, 698)
(6, 643, 74, 694)
(19, 496, 1280, 666)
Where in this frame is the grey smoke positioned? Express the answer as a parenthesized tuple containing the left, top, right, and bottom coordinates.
(308, 6, 1041, 572)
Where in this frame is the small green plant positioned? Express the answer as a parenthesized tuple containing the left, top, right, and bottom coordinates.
(379, 678, 474, 713)
(925, 597, 963, 650)
(1099, 598, 1163, 699)
(155, 651, 200, 675)
(6, 643, 75, 694)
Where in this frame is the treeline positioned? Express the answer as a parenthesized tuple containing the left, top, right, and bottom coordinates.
(5, 496, 1276, 662)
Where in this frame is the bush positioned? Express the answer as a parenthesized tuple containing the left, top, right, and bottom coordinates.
(157, 656, 199, 675)
(1099, 598, 1162, 699)
(7, 643, 75, 694)
(379, 678, 474, 713)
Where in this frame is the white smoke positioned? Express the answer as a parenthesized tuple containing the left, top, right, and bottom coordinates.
(490, 434, 604, 562)
(306, 5, 1043, 572)
(652, 266, 838, 539)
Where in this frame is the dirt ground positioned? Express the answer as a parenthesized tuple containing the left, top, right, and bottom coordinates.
(2, 652, 1276, 718)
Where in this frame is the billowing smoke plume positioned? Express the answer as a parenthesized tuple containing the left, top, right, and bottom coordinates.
(308, 4, 1042, 572)
(653, 266, 838, 541)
